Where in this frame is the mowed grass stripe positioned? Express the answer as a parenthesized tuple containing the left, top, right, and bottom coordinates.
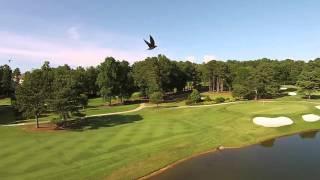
(1, 101, 320, 179)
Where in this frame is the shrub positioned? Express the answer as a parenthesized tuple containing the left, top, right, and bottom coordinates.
(185, 99, 193, 105)
(215, 97, 225, 103)
(186, 89, 201, 105)
(232, 84, 250, 99)
(51, 118, 64, 127)
(204, 96, 212, 102)
(149, 92, 164, 106)
(131, 92, 142, 100)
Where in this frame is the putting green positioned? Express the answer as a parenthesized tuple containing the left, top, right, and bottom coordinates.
(0, 100, 320, 180)
(226, 101, 310, 115)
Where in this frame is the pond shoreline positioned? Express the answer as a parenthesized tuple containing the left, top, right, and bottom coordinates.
(138, 128, 320, 180)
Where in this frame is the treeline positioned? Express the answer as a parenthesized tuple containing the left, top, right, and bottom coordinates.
(14, 62, 100, 127)
(0, 65, 21, 98)
(3, 55, 320, 126)
(3, 56, 319, 101)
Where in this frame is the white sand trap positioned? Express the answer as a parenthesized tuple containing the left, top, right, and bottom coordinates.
(288, 92, 297, 96)
(280, 87, 288, 90)
(302, 114, 320, 122)
(253, 116, 293, 127)
(315, 106, 320, 110)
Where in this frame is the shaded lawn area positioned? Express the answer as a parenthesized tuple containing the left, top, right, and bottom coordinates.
(1, 100, 320, 179)
(276, 94, 320, 102)
(61, 114, 143, 131)
(0, 97, 140, 124)
(87, 97, 131, 107)
(0, 106, 16, 124)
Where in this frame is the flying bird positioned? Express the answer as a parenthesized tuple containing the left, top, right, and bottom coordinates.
(8, 59, 12, 63)
(144, 35, 157, 50)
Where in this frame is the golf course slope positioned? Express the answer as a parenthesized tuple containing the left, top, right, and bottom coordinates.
(1, 100, 320, 180)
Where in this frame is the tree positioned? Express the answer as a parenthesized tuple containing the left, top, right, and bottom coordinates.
(118, 61, 135, 102)
(85, 66, 99, 97)
(96, 57, 134, 104)
(249, 63, 280, 99)
(12, 68, 21, 84)
(79, 94, 88, 110)
(132, 57, 160, 95)
(72, 66, 87, 95)
(149, 91, 163, 106)
(232, 84, 250, 99)
(230, 61, 280, 100)
(231, 67, 255, 99)
(0, 65, 12, 96)
(297, 70, 320, 99)
(132, 55, 190, 95)
(177, 61, 201, 90)
(15, 70, 46, 128)
(96, 57, 120, 105)
(202, 60, 230, 92)
(50, 65, 82, 121)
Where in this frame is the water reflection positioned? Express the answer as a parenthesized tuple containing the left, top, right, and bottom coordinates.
(260, 138, 276, 147)
(299, 130, 318, 139)
(151, 130, 320, 180)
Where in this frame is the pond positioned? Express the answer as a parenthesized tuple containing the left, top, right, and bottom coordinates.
(151, 131, 320, 180)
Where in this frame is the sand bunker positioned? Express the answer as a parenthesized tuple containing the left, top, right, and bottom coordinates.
(315, 106, 320, 110)
(302, 114, 320, 122)
(280, 87, 288, 90)
(253, 117, 293, 127)
(288, 92, 297, 96)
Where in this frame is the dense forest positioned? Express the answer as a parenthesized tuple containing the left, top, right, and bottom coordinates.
(2, 55, 320, 125)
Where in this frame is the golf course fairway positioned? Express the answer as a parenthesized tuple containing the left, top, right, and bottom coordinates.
(1, 100, 320, 180)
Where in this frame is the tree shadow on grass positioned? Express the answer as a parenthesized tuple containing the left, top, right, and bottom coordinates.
(63, 114, 143, 131)
(260, 138, 276, 148)
(0, 105, 17, 124)
(85, 105, 98, 109)
(299, 130, 318, 139)
(301, 95, 320, 99)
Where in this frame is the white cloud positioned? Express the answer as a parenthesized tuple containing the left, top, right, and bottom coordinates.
(0, 31, 147, 68)
(185, 56, 195, 63)
(67, 27, 80, 40)
(203, 55, 217, 63)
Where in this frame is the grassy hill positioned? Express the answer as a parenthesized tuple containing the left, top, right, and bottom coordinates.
(1, 97, 320, 179)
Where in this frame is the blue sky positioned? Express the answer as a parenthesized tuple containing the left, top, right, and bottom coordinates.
(1, 0, 320, 71)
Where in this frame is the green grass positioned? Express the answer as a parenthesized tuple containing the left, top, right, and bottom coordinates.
(84, 97, 140, 116)
(201, 91, 233, 99)
(88, 97, 106, 107)
(1, 99, 320, 179)
(84, 104, 139, 116)
(156, 100, 186, 107)
(0, 98, 11, 106)
(0, 97, 140, 124)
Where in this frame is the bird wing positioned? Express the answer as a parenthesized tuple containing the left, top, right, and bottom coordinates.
(144, 39, 152, 47)
(149, 35, 155, 46)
